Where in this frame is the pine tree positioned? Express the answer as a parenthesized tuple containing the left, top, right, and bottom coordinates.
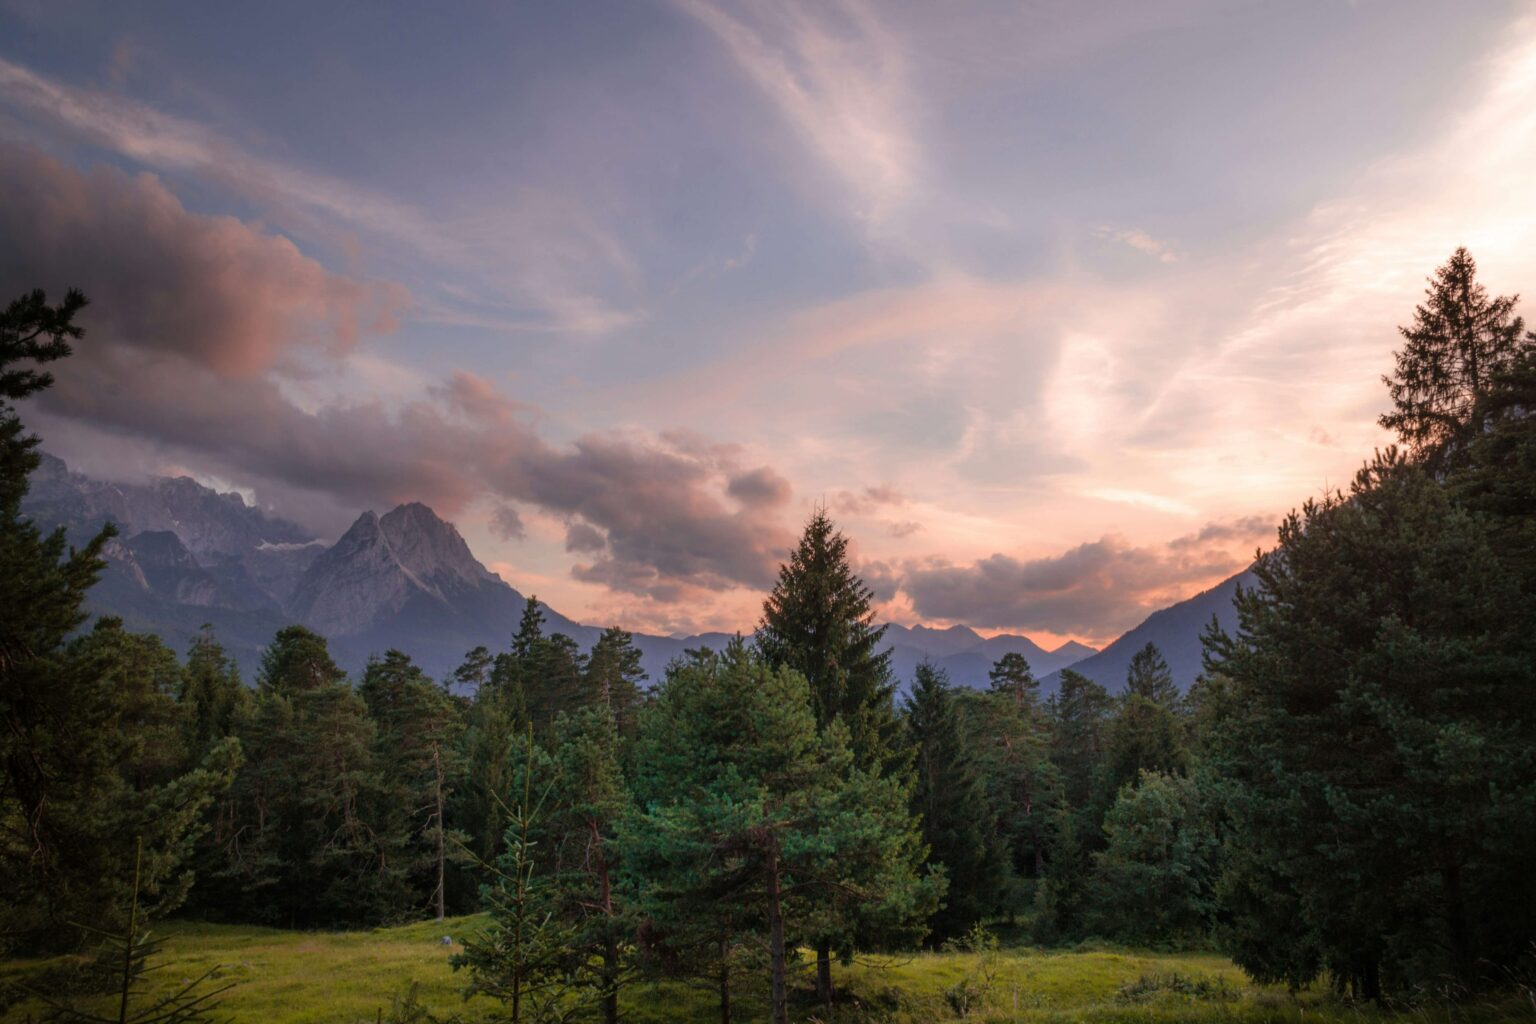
(626, 644, 935, 1024)
(1045, 669, 1112, 817)
(454, 731, 579, 1024)
(1380, 247, 1526, 462)
(904, 663, 1006, 942)
(1100, 693, 1188, 802)
(1088, 771, 1216, 943)
(957, 683, 1059, 913)
(986, 652, 1040, 712)
(177, 626, 250, 760)
(217, 628, 388, 927)
(757, 510, 912, 1001)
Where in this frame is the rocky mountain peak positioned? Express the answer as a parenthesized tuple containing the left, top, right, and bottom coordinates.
(379, 502, 495, 590)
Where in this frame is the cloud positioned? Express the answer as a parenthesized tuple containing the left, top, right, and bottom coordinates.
(675, 0, 916, 228)
(0, 144, 406, 377)
(564, 522, 607, 553)
(2, 143, 794, 603)
(0, 57, 640, 334)
(1096, 226, 1179, 264)
(727, 465, 793, 507)
(899, 517, 1272, 638)
(490, 504, 526, 541)
(833, 483, 906, 515)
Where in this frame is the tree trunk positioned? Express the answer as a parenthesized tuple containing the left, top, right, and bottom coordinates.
(433, 742, 446, 921)
(1443, 857, 1473, 988)
(766, 842, 788, 1024)
(595, 820, 619, 1024)
(816, 940, 833, 1004)
(718, 938, 731, 1024)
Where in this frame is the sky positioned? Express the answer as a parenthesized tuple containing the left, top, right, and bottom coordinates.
(3, 0, 1535, 645)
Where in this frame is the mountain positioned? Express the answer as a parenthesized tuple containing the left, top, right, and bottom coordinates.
(882, 623, 1097, 692)
(20, 455, 1105, 687)
(1041, 569, 1256, 695)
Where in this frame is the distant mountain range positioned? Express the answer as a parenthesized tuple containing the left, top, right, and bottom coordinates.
(1040, 570, 1254, 695)
(21, 454, 1250, 694)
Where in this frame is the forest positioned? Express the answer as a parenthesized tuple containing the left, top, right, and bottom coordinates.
(1, 248, 1534, 1023)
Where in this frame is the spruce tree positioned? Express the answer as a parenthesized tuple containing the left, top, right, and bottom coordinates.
(757, 510, 912, 1001)
(757, 510, 899, 771)
(359, 650, 466, 920)
(1380, 247, 1526, 462)
(583, 626, 647, 738)
(903, 663, 1006, 942)
(546, 706, 632, 1024)
(1204, 452, 1536, 995)
(1123, 642, 1178, 709)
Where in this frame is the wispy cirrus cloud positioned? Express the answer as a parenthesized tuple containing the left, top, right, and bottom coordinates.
(0, 57, 640, 334)
(674, 0, 918, 231)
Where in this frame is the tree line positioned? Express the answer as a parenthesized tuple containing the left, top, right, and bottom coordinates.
(1, 247, 1533, 1019)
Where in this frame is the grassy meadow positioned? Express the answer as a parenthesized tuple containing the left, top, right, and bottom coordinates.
(4, 915, 1532, 1024)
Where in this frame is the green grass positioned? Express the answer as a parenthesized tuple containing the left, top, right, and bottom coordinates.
(3, 917, 1531, 1023)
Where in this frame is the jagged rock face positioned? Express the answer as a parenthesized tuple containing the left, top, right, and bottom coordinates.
(22, 454, 313, 559)
(288, 512, 410, 637)
(378, 502, 498, 594)
(241, 541, 327, 607)
(287, 503, 508, 638)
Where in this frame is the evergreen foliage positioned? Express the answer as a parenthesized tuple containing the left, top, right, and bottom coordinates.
(903, 663, 1005, 942)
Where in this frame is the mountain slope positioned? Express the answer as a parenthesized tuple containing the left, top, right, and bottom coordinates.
(1042, 569, 1256, 695)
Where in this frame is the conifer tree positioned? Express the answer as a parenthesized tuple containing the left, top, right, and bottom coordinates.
(757, 510, 899, 771)
(986, 651, 1040, 711)
(359, 650, 467, 919)
(757, 511, 912, 1001)
(455, 731, 578, 1024)
(177, 627, 250, 760)
(626, 644, 934, 1024)
(1205, 451, 1536, 995)
(583, 626, 647, 738)
(546, 706, 632, 1024)
(1380, 247, 1526, 462)
(1123, 642, 1178, 709)
(0, 289, 237, 953)
(904, 663, 1006, 942)
(1045, 669, 1112, 817)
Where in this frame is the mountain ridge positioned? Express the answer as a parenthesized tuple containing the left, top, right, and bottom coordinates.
(21, 455, 1142, 688)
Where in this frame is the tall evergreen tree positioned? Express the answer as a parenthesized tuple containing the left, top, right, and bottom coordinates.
(359, 650, 467, 920)
(757, 510, 899, 771)
(626, 644, 934, 1024)
(1046, 669, 1112, 817)
(0, 289, 236, 953)
(546, 706, 633, 1024)
(757, 510, 914, 1001)
(216, 628, 388, 926)
(1380, 247, 1526, 462)
(583, 626, 647, 738)
(904, 663, 1005, 942)
(1123, 642, 1179, 709)
(177, 626, 250, 760)
(1205, 452, 1536, 996)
